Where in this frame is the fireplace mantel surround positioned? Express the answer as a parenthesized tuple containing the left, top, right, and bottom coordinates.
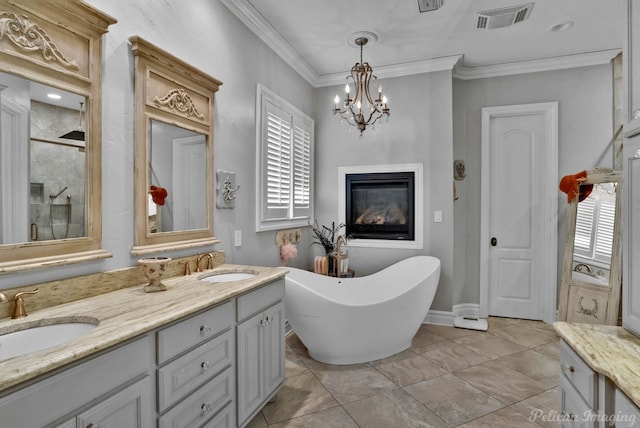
(338, 164, 424, 249)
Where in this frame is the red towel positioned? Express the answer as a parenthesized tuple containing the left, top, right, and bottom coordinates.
(559, 170, 592, 203)
(149, 185, 168, 206)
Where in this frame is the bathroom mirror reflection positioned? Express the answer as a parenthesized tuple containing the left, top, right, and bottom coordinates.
(0, 71, 87, 244)
(558, 168, 622, 325)
(571, 181, 617, 287)
(148, 119, 207, 234)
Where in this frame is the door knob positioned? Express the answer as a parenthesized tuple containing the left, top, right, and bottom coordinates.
(491, 237, 497, 247)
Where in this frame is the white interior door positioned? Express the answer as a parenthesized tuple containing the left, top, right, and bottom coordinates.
(480, 103, 558, 322)
(172, 135, 207, 230)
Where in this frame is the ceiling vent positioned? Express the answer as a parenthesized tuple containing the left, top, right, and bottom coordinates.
(417, 0, 443, 13)
(476, 3, 533, 29)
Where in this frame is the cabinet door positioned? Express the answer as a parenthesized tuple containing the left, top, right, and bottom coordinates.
(263, 301, 285, 397)
(76, 377, 152, 428)
(236, 311, 264, 426)
(624, 155, 640, 335)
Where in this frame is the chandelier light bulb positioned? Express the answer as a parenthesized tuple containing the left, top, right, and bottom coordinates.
(382, 95, 388, 104)
(345, 84, 350, 94)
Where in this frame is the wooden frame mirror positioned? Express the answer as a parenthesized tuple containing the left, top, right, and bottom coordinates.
(558, 168, 623, 325)
(129, 36, 222, 255)
(0, 1, 115, 274)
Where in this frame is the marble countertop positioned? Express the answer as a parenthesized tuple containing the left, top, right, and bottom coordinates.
(0, 264, 287, 392)
(554, 321, 640, 408)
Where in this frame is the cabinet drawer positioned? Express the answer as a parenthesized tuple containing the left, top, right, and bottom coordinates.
(560, 374, 595, 428)
(158, 329, 234, 411)
(237, 280, 284, 322)
(560, 340, 597, 407)
(0, 335, 151, 428)
(158, 366, 234, 428)
(200, 401, 235, 428)
(157, 301, 234, 364)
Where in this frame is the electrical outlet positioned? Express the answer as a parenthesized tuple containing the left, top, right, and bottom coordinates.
(434, 210, 443, 223)
(234, 230, 242, 247)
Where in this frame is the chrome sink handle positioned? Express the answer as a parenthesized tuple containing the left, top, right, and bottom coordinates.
(11, 288, 39, 319)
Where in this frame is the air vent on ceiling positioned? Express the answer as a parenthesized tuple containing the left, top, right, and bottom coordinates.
(476, 3, 533, 29)
(417, 0, 443, 13)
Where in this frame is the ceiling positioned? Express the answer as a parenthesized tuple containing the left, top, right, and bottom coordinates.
(222, 0, 625, 87)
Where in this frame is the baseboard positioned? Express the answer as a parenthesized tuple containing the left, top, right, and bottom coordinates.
(424, 304, 483, 327)
(424, 310, 454, 326)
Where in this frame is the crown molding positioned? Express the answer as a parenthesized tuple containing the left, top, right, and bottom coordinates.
(453, 49, 621, 80)
(220, 0, 318, 86)
(316, 55, 463, 87)
(221, 0, 621, 86)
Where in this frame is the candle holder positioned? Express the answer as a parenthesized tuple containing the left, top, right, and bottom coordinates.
(138, 256, 171, 292)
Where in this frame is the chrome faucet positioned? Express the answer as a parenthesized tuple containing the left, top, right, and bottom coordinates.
(195, 253, 213, 272)
(336, 235, 348, 256)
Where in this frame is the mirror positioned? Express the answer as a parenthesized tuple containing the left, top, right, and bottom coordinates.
(148, 120, 207, 233)
(0, 0, 115, 273)
(558, 168, 622, 325)
(1, 72, 87, 243)
(129, 36, 222, 255)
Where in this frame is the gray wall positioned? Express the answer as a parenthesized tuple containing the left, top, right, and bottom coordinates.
(452, 64, 615, 307)
(0, 0, 616, 321)
(314, 71, 455, 312)
(0, 0, 316, 290)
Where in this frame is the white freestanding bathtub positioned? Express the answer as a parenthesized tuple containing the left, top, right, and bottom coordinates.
(285, 256, 440, 365)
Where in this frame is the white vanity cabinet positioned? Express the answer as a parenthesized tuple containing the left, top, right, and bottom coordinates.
(0, 335, 153, 428)
(559, 340, 614, 428)
(156, 300, 236, 428)
(615, 389, 640, 428)
(236, 281, 285, 428)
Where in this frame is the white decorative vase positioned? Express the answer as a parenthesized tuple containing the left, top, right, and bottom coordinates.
(138, 257, 171, 292)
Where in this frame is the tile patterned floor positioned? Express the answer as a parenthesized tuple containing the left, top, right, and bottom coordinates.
(247, 317, 560, 428)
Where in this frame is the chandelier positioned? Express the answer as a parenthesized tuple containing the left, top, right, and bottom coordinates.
(332, 36, 389, 135)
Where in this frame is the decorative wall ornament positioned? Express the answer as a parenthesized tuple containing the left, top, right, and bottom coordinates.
(0, 11, 80, 70)
(153, 88, 204, 119)
(216, 170, 239, 208)
(454, 160, 466, 180)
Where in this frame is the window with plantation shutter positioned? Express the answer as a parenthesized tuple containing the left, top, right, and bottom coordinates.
(256, 85, 314, 231)
(573, 182, 617, 264)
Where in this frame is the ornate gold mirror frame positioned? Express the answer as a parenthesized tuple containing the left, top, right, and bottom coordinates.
(0, 0, 116, 274)
(558, 168, 623, 325)
(129, 36, 222, 255)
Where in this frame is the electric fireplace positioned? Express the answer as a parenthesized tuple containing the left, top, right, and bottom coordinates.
(345, 171, 415, 240)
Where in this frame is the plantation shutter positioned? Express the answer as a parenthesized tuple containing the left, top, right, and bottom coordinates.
(256, 84, 314, 231)
(262, 101, 292, 222)
(574, 198, 595, 256)
(292, 116, 312, 219)
(594, 194, 616, 262)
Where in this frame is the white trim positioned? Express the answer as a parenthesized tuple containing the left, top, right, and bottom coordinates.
(316, 55, 462, 87)
(454, 49, 621, 80)
(452, 303, 481, 318)
(338, 163, 423, 249)
(480, 103, 558, 323)
(424, 310, 454, 326)
(220, 0, 619, 85)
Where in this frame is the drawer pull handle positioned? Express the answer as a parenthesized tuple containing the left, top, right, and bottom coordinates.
(201, 361, 210, 371)
(561, 364, 575, 374)
(260, 319, 267, 326)
(201, 403, 213, 414)
(200, 325, 212, 336)
(265, 315, 273, 324)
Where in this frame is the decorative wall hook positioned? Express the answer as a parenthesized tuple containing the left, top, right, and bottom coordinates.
(454, 160, 466, 181)
(216, 170, 239, 208)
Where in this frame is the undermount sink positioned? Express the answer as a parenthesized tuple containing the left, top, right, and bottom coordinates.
(0, 318, 99, 361)
(200, 272, 257, 283)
